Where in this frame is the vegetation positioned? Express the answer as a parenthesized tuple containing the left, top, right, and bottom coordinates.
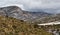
(34, 15, 60, 24)
(0, 15, 52, 35)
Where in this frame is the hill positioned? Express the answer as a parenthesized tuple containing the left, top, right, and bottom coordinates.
(0, 16, 52, 35)
(0, 6, 52, 21)
(34, 14, 60, 24)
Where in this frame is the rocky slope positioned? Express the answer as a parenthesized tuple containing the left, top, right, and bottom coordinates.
(34, 14, 60, 24)
(0, 6, 52, 21)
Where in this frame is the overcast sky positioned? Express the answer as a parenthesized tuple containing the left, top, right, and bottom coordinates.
(0, 0, 60, 14)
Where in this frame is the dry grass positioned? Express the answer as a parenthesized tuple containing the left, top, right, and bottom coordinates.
(0, 16, 52, 35)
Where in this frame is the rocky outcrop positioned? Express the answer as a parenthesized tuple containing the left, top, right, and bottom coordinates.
(0, 6, 52, 21)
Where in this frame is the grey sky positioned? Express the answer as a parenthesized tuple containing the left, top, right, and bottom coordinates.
(0, 0, 60, 13)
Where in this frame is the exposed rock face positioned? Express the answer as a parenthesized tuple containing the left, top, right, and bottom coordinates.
(0, 6, 23, 17)
(0, 6, 52, 21)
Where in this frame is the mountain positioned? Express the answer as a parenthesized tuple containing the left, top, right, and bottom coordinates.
(0, 6, 52, 21)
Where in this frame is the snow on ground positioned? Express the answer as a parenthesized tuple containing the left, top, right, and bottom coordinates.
(38, 21, 60, 26)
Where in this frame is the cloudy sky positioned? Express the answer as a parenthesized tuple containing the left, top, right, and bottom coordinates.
(0, 0, 60, 14)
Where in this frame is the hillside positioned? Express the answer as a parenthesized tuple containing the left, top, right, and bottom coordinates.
(0, 16, 52, 35)
(0, 6, 52, 21)
(0, 6, 60, 35)
(34, 14, 60, 24)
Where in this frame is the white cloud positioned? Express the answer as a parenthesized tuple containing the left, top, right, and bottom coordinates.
(0, 0, 60, 13)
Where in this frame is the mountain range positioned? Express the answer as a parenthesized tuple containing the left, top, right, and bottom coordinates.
(0, 6, 52, 22)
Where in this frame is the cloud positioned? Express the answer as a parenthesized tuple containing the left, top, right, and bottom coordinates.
(0, 0, 60, 13)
